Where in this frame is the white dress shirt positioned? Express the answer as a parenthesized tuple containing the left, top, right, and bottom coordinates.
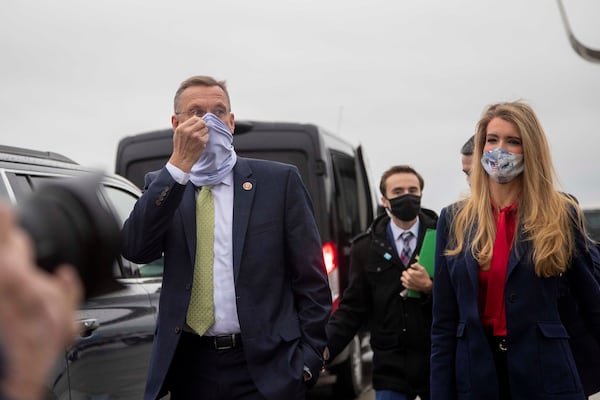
(166, 163, 240, 335)
(389, 217, 420, 258)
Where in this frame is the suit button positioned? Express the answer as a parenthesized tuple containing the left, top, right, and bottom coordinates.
(508, 293, 518, 302)
(175, 326, 181, 334)
(376, 267, 381, 272)
(185, 283, 191, 290)
(155, 200, 161, 206)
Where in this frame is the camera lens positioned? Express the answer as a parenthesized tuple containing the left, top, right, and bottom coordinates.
(18, 172, 123, 298)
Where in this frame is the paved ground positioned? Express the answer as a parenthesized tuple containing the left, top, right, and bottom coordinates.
(311, 384, 600, 400)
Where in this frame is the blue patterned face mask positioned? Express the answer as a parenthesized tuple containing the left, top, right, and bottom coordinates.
(189, 113, 237, 186)
(480, 148, 524, 184)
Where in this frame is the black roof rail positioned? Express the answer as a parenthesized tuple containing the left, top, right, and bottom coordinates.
(0, 145, 78, 164)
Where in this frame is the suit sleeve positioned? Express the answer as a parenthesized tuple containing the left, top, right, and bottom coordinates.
(121, 167, 187, 264)
(283, 167, 332, 385)
(566, 221, 600, 343)
(325, 237, 370, 360)
(431, 207, 459, 399)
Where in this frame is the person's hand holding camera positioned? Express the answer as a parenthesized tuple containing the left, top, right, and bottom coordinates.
(0, 203, 83, 400)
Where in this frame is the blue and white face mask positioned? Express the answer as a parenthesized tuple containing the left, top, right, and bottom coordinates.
(189, 113, 237, 186)
(480, 148, 524, 184)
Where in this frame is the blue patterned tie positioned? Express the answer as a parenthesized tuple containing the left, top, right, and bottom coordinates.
(400, 231, 414, 267)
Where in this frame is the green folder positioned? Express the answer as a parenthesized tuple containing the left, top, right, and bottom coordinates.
(407, 228, 436, 298)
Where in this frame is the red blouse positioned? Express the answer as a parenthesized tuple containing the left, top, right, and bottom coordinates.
(478, 202, 518, 337)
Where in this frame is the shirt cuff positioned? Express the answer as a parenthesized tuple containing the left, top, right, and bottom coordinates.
(166, 162, 190, 185)
(303, 365, 312, 380)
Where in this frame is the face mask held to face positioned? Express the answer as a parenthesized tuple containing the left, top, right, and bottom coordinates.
(189, 113, 237, 186)
(481, 148, 524, 184)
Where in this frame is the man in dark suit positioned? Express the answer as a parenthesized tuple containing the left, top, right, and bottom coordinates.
(325, 165, 438, 400)
(122, 76, 332, 400)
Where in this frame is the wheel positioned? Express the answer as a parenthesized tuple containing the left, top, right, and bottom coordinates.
(332, 335, 365, 399)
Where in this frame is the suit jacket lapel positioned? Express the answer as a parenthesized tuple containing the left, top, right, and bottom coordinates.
(460, 221, 526, 298)
(463, 225, 527, 290)
(507, 226, 527, 279)
(232, 159, 255, 284)
(180, 183, 198, 267)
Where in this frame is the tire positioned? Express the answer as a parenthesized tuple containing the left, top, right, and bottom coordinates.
(332, 335, 365, 399)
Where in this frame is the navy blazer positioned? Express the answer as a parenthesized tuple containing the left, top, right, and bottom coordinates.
(431, 205, 600, 400)
(122, 158, 332, 400)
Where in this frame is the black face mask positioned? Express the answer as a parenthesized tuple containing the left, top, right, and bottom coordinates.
(387, 194, 421, 221)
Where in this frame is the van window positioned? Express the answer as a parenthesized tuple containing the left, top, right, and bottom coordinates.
(126, 158, 167, 189)
(331, 151, 360, 235)
(235, 150, 310, 189)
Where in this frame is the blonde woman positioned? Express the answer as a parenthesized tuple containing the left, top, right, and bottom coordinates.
(431, 101, 600, 399)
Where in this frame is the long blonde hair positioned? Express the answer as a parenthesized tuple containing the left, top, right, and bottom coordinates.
(447, 101, 583, 277)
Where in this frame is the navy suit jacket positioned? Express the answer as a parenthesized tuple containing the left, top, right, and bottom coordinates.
(431, 205, 600, 400)
(122, 157, 332, 400)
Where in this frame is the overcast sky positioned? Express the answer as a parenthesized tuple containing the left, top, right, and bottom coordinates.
(1, 0, 598, 212)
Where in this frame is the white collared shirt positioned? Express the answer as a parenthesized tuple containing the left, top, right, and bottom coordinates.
(166, 163, 240, 335)
(389, 217, 420, 258)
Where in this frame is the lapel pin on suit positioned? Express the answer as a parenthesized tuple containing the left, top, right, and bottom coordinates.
(242, 182, 253, 191)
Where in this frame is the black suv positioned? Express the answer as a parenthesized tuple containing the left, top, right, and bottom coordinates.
(0, 145, 161, 399)
(115, 120, 378, 397)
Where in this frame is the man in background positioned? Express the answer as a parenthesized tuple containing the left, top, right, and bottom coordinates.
(460, 134, 475, 185)
(326, 165, 438, 400)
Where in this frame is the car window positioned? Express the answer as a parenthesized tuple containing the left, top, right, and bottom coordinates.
(0, 174, 9, 200)
(103, 185, 139, 225)
(102, 185, 164, 279)
(583, 209, 600, 242)
(6, 173, 35, 199)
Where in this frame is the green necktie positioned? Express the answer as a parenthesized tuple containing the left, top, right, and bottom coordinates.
(186, 185, 215, 335)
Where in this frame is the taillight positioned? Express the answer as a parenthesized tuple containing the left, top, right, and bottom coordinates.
(322, 241, 340, 312)
(322, 242, 337, 274)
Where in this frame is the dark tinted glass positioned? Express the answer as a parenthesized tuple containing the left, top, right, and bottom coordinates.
(103, 185, 164, 278)
(331, 151, 360, 235)
(583, 209, 600, 241)
(126, 157, 169, 189)
(234, 150, 311, 192)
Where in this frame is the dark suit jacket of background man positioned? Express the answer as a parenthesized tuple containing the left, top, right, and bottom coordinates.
(326, 209, 438, 394)
(122, 157, 332, 400)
